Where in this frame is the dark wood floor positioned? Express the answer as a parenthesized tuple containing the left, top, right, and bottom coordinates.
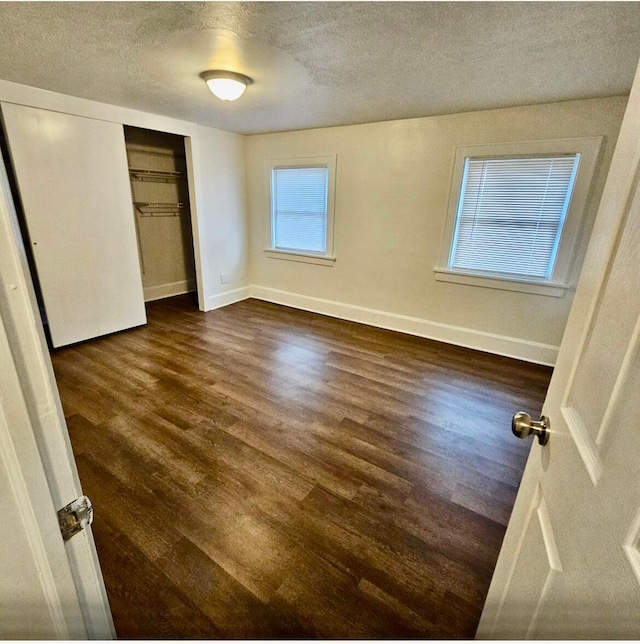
(51, 295, 552, 639)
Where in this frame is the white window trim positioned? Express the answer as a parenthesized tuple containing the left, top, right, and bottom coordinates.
(264, 154, 337, 266)
(263, 248, 336, 266)
(433, 268, 570, 297)
(435, 137, 603, 296)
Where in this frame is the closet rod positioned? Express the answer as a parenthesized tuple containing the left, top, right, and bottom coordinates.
(129, 168, 182, 183)
(134, 202, 184, 217)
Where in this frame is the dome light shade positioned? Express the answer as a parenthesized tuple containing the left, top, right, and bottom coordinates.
(201, 70, 252, 101)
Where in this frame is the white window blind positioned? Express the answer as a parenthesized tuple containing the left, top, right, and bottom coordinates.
(449, 155, 580, 280)
(272, 166, 328, 254)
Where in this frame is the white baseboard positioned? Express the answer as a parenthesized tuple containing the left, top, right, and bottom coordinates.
(207, 286, 252, 311)
(144, 279, 196, 302)
(198, 284, 558, 365)
(249, 285, 558, 366)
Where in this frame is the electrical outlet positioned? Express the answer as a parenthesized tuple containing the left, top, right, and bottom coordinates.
(220, 273, 230, 284)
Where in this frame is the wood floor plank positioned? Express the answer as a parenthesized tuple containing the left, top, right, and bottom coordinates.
(51, 294, 552, 638)
(91, 517, 219, 638)
(156, 536, 315, 639)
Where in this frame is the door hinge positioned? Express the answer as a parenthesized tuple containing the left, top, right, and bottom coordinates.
(57, 495, 93, 542)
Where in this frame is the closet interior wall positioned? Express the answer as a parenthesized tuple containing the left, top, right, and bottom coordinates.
(124, 126, 197, 303)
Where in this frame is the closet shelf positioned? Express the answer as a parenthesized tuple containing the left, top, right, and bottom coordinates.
(134, 202, 185, 217)
(129, 168, 182, 183)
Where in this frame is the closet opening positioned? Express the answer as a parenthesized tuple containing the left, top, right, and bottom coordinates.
(123, 126, 198, 310)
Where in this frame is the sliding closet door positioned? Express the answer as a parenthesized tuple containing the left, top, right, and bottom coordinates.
(1, 103, 146, 347)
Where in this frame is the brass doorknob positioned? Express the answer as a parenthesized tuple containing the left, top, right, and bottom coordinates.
(512, 411, 550, 446)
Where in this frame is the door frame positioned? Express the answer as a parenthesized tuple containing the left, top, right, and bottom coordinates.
(0, 145, 114, 638)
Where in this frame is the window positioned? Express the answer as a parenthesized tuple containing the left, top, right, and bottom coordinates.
(436, 138, 602, 297)
(272, 166, 328, 253)
(450, 155, 579, 279)
(265, 155, 336, 266)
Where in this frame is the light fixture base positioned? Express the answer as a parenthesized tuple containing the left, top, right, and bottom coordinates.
(200, 70, 253, 86)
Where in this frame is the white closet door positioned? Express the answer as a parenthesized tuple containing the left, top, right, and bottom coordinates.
(1, 103, 146, 347)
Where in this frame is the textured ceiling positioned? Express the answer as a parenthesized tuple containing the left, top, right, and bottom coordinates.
(0, 2, 639, 134)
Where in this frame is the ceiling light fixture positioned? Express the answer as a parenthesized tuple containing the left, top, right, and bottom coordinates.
(200, 70, 252, 101)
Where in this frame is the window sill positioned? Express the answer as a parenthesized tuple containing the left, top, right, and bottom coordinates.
(433, 268, 570, 297)
(264, 248, 336, 266)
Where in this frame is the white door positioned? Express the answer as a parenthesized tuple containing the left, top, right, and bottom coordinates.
(1, 103, 146, 347)
(477, 61, 640, 639)
(0, 303, 89, 638)
(0, 144, 114, 637)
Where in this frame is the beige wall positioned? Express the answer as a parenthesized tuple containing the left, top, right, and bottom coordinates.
(246, 96, 627, 363)
(190, 124, 248, 309)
